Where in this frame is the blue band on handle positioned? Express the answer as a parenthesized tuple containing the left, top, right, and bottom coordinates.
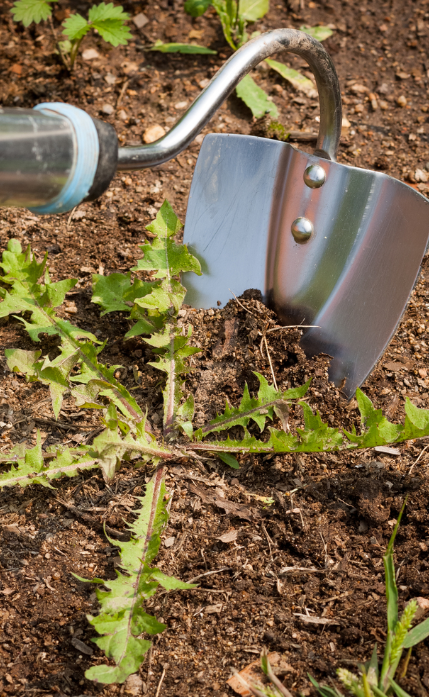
(29, 103, 99, 215)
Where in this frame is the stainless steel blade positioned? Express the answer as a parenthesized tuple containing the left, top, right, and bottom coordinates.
(182, 133, 429, 398)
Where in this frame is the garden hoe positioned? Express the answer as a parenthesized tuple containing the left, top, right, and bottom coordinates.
(0, 29, 428, 398)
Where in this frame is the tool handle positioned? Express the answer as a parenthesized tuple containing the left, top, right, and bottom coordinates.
(118, 28, 342, 170)
(0, 105, 117, 214)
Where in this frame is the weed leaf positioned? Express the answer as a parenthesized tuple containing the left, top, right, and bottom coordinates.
(300, 24, 333, 41)
(184, 0, 211, 16)
(265, 59, 317, 98)
(236, 75, 279, 118)
(151, 40, 216, 54)
(238, 0, 268, 22)
(11, 0, 53, 26)
(81, 468, 195, 683)
(62, 13, 91, 41)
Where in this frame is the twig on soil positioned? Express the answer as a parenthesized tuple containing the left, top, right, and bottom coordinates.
(116, 79, 129, 109)
(228, 289, 260, 319)
(266, 324, 320, 332)
(279, 566, 325, 575)
(409, 443, 429, 473)
(186, 566, 232, 584)
(155, 664, 167, 697)
(67, 206, 77, 227)
(261, 335, 278, 390)
(146, 645, 154, 691)
(261, 522, 274, 562)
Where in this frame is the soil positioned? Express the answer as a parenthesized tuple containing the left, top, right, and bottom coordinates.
(1, 0, 429, 696)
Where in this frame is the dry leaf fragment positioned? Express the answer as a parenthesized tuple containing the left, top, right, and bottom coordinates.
(413, 597, 429, 621)
(374, 446, 401, 455)
(205, 603, 223, 614)
(218, 529, 238, 543)
(384, 361, 410, 371)
(227, 652, 282, 696)
(164, 536, 176, 548)
(188, 483, 257, 521)
(124, 674, 145, 695)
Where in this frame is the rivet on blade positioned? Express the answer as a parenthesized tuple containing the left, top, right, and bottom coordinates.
(291, 217, 314, 243)
(303, 164, 326, 189)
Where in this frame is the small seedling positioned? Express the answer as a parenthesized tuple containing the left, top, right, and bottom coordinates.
(309, 502, 429, 697)
(235, 503, 429, 697)
(183, 0, 333, 118)
(11, 1, 131, 69)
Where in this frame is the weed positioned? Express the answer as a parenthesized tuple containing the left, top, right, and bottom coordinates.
(2, 201, 429, 683)
(183, 0, 333, 118)
(10, 1, 131, 70)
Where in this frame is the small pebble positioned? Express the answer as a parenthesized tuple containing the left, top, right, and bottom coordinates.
(396, 95, 407, 107)
(143, 124, 165, 143)
(82, 48, 99, 61)
(133, 12, 149, 28)
(101, 103, 114, 116)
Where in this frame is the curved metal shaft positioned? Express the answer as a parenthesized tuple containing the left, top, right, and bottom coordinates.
(118, 28, 342, 170)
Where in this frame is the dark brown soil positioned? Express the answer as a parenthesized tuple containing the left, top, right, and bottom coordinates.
(1, 0, 429, 696)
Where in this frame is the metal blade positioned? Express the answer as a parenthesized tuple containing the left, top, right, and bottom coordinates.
(182, 134, 429, 398)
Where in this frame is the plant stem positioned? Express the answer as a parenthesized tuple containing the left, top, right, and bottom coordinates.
(69, 36, 84, 69)
(362, 673, 372, 697)
(48, 16, 70, 70)
(399, 648, 412, 679)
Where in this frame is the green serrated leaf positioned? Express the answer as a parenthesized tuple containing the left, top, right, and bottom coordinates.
(184, 0, 211, 17)
(265, 58, 317, 97)
(150, 40, 216, 54)
(11, 0, 53, 26)
(300, 24, 333, 41)
(133, 202, 201, 278)
(92, 273, 134, 315)
(0, 440, 98, 489)
(88, 2, 131, 47)
(62, 13, 91, 41)
(236, 75, 279, 119)
(202, 372, 295, 436)
(80, 469, 195, 683)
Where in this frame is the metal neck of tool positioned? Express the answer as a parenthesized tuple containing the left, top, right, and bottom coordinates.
(118, 28, 342, 170)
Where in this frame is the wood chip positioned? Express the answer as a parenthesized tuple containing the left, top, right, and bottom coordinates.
(294, 613, 340, 625)
(279, 566, 323, 575)
(164, 536, 176, 548)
